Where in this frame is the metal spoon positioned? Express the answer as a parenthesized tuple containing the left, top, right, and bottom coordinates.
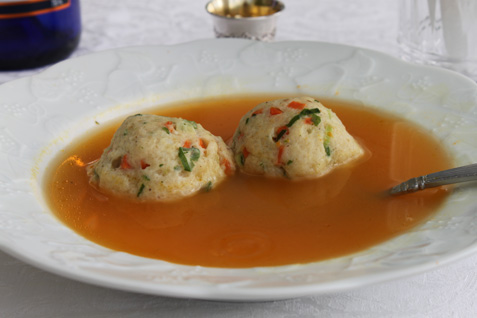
(389, 163, 477, 195)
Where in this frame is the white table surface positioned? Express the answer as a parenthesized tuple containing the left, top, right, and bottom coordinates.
(1, 0, 476, 317)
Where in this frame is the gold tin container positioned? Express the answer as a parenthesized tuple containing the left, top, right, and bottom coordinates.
(206, 0, 285, 41)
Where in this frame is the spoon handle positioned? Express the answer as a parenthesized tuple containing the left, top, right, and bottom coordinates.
(389, 163, 477, 195)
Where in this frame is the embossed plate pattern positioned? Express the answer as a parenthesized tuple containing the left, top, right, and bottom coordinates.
(1, 39, 477, 301)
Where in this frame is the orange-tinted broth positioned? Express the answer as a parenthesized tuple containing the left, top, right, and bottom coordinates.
(46, 96, 453, 268)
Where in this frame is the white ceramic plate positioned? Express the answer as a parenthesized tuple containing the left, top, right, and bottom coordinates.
(1, 39, 477, 301)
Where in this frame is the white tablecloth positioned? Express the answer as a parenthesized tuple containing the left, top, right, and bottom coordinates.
(1, 1, 476, 317)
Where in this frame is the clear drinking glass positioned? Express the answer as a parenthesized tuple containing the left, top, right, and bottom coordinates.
(398, 0, 477, 80)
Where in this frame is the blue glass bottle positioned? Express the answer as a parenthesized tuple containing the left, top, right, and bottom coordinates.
(0, 0, 81, 70)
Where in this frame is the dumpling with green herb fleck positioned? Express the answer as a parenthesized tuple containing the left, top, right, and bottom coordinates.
(230, 97, 364, 179)
(87, 114, 235, 201)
